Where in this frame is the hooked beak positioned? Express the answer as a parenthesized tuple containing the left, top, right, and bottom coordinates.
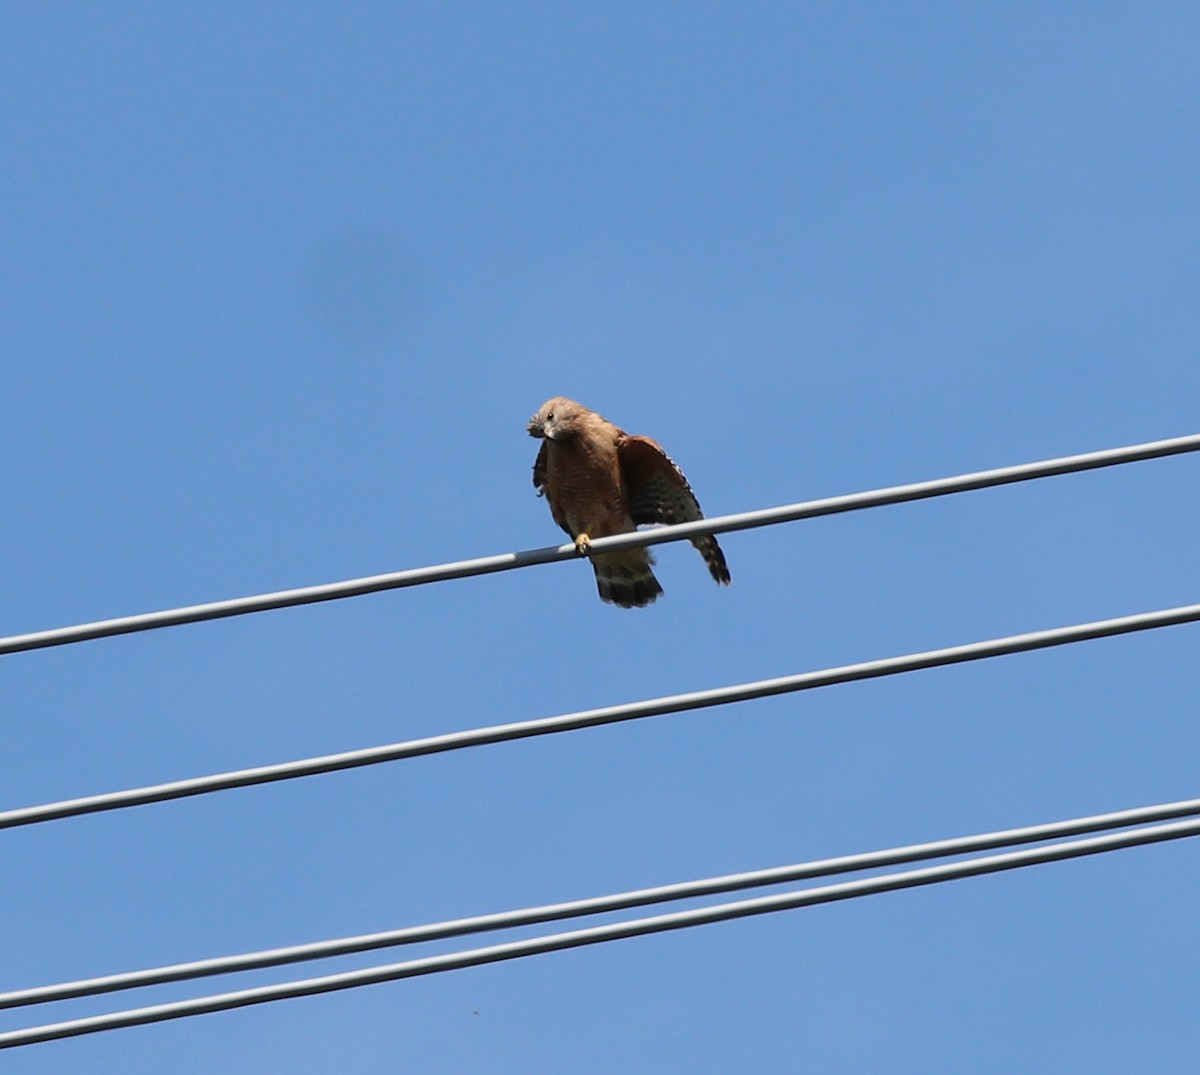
(527, 416, 545, 438)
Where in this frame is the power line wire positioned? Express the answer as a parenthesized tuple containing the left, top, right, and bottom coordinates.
(1, 437, 1194, 1045)
(2, 432, 1198, 657)
(3, 599, 1198, 832)
(4, 814, 1198, 1049)
(5, 793, 1198, 1010)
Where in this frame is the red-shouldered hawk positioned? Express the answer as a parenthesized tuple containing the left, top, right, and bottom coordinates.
(527, 397, 731, 608)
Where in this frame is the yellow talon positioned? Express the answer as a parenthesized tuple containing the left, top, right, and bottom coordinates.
(574, 533, 592, 555)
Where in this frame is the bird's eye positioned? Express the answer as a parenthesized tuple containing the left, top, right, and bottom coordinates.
(546, 411, 554, 421)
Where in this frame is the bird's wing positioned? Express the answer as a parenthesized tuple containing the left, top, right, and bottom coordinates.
(532, 439, 548, 496)
(617, 434, 731, 586)
(617, 434, 704, 524)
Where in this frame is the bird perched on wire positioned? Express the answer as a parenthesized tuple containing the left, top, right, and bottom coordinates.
(527, 396, 731, 608)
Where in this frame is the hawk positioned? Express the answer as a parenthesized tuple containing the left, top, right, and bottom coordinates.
(527, 396, 731, 608)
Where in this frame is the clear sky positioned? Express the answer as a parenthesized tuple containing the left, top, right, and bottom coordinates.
(4, 5, 1200, 1072)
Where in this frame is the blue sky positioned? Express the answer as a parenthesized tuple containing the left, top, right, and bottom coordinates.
(3, 4, 1200, 1071)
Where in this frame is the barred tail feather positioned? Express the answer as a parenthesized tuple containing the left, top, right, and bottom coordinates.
(592, 551, 663, 608)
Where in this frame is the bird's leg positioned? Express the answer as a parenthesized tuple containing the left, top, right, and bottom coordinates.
(574, 533, 592, 555)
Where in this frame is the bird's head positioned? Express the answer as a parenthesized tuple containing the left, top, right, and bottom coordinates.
(527, 397, 582, 441)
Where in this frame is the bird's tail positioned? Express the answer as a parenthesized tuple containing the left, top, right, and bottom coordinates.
(592, 549, 663, 608)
